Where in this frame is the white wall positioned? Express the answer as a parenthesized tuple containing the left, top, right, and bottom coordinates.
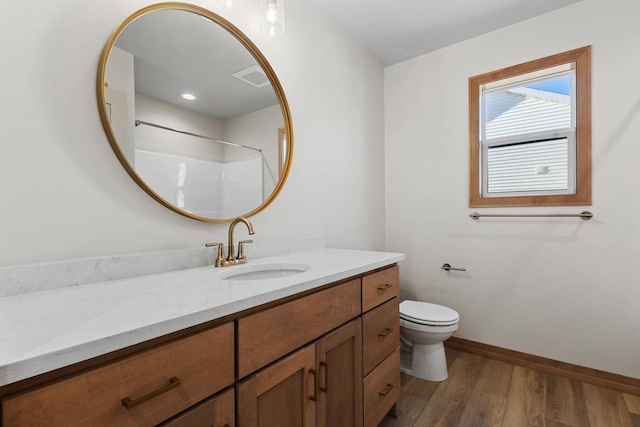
(0, 0, 385, 267)
(385, 0, 640, 379)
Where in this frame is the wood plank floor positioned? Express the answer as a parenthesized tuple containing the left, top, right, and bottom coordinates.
(378, 349, 640, 427)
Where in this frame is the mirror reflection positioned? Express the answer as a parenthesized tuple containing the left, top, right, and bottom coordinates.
(99, 4, 292, 222)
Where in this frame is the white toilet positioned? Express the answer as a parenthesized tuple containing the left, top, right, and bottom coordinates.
(399, 300, 459, 382)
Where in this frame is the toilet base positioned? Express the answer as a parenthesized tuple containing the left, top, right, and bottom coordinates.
(400, 342, 449, 382)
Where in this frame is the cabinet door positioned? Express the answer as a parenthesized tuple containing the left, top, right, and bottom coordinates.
(237, 345, 316, 427)
(315, 319, 363, 427)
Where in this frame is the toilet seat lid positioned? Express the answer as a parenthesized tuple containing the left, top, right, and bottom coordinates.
(400, 300, 459, 325)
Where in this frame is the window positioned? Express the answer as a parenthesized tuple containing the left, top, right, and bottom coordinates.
(469, 46, 591, 207)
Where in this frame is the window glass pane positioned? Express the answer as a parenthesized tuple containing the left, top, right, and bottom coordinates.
(485, 75, 572, 140)
(487, 138, 568, 193)
(469, 46, 591, 207)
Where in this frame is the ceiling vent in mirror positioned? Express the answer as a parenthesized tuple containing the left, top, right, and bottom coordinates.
(232, 65, 271, 88)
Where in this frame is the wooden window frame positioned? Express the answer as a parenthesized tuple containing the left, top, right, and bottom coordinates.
(469, 46, 591, 207)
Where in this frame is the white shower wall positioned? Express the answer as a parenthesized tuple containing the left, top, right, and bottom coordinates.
(136, 150, 262, 218)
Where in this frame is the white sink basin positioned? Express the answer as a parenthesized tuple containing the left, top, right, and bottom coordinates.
(215, 262, 311, 281)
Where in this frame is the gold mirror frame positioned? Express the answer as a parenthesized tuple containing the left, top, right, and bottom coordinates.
(97, 2, 293, 222)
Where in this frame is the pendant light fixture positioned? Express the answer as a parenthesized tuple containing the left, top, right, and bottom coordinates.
(260, 0, 286, 37)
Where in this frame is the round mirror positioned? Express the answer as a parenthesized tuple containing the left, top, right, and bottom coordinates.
(97, 3, 293, 222)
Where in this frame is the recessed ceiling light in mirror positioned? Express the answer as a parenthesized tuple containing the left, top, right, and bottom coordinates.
(182, 93, 196, 100)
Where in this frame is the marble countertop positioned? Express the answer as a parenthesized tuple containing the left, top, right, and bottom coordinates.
(0, 248, 403, 387)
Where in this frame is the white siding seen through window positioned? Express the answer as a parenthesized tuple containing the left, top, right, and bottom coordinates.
(481, 73, 575, 197)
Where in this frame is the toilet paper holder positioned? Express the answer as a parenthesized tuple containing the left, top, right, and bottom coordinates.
(441, 263, 466, 272)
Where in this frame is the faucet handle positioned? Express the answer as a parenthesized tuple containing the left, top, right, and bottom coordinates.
(205, 242, 225, 267)
(237, 239, 253, 262)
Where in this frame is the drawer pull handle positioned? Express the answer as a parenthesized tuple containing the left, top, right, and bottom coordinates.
(121, 376, 181, 409)
(320, 361, 329, 393)
(379, 383, 394, 397)
(309, 369, 318, 402)
(377, 284, 393, 291)
(378, 328, 393, 337)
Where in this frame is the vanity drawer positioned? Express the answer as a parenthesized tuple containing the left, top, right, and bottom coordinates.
(362, 265, 399, 312)
(362, 297, 399, 375)
(237, 279, 361, 378)
(2, 323, 234, 427)
(159, 387, 234, 427)
(363, 348, 401, 427)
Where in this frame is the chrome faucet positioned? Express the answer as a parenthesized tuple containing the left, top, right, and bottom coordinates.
(206, 217, 255, 268)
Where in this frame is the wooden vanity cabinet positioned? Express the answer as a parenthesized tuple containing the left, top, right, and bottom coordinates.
(236, 265, 400, 427)
(236, 279, 363, 427)
(237, 319, 363, 427)
(1, 323, 234, 427)
(360, 265, 400, 427)
(1, 264, 400, 427)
